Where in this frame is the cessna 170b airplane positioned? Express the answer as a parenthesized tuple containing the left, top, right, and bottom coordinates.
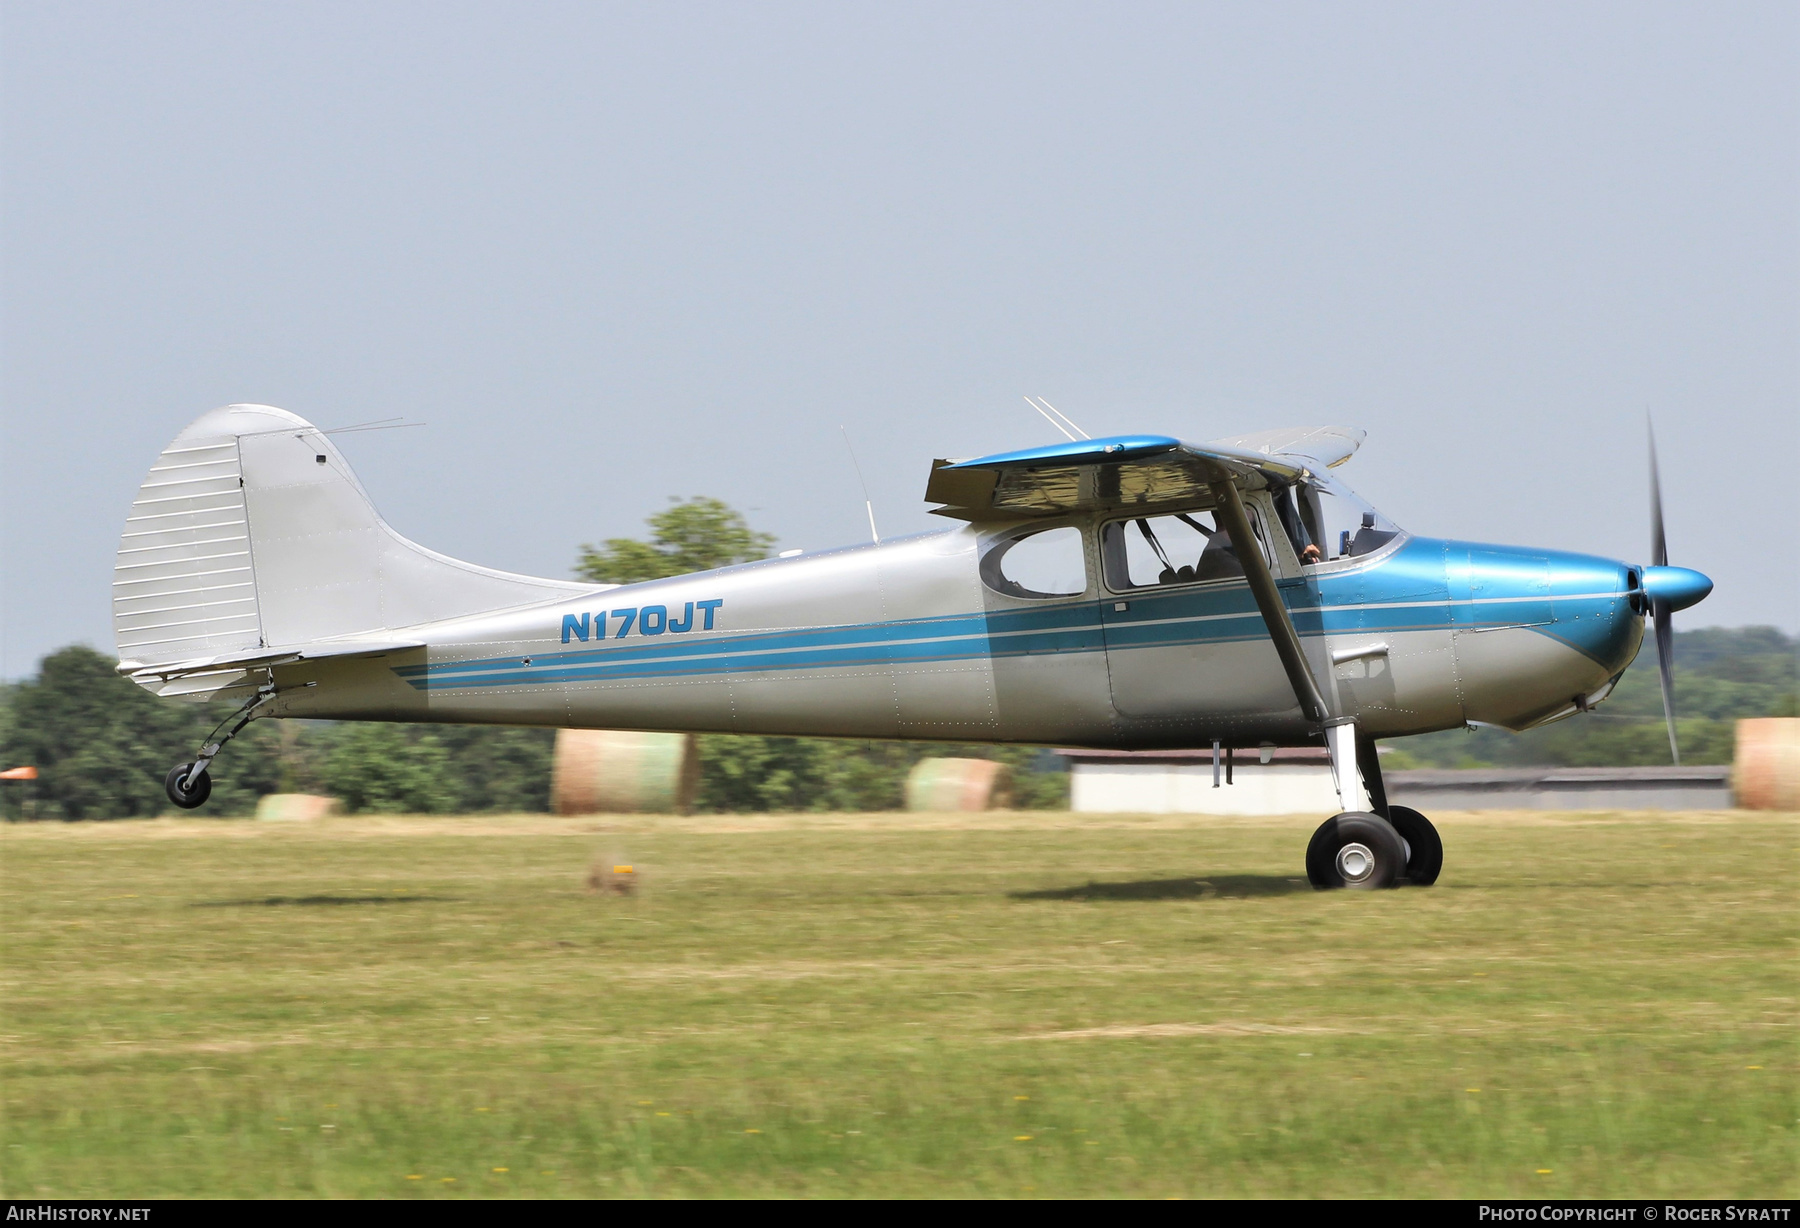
(116, 403, 1713, 889)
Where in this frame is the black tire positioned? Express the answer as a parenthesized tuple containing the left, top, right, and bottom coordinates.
(1387, 805, 1443, 886)
(1305, 812, 1405, 890)
(165, 763, 211, 809)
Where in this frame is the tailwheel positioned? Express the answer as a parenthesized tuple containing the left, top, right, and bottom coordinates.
(1387, 805, 1443, 886)
(161, 683, 281, 813)
(1305, 812, 1406, 890)
(165, 762, 212, 810)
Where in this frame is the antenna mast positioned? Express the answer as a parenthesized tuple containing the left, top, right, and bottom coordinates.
(840, 426, 880, 544)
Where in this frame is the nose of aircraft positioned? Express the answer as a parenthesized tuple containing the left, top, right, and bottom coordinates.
(1640, 565, 1713, 613)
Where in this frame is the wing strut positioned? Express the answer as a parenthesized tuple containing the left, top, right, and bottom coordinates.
(1211, 474, 1371, 812)
(1210, 473, 1329, 726)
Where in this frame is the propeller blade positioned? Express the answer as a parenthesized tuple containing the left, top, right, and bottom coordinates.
(1653, 598, 1679, 765)
(1648, 416, 1668, 568)
(1648, 417, 1676, 761)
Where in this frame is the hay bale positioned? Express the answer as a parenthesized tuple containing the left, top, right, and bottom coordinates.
(255, 794, 341, 822)
(1735, 718, 1800, 811)
(904, 757, 1013, 812)
(553, 729, 698, 814)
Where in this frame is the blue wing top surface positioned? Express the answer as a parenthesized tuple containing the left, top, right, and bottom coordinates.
(942, 435, 1182, 470)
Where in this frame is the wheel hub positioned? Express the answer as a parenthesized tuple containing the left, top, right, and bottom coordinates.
(1336, 841, 1376, 884)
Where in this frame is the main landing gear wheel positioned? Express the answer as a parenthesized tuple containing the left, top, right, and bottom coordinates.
(1306, 812, 1406, 890)
(165, 762, 212, 810)
(1387, 805, 1443, 886)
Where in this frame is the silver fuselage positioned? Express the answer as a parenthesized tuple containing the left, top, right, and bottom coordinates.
(272, 504, 1645, 749)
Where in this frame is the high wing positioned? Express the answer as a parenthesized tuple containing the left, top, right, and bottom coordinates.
(1203, 425, 1365, 473)
(923, 425, 1365, 521)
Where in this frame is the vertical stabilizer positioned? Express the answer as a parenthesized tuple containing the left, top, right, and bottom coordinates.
(115, 404, 591, 674)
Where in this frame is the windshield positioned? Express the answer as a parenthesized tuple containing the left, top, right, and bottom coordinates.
(1260, 471, 1396, 561)
(1273, 473, 1401, 564)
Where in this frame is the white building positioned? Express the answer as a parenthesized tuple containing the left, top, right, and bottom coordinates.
(1057, 749, 1737, 814)
(1058, 747, 1343, 816)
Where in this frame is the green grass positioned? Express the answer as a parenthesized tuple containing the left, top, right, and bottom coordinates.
(1, 809, 1794, 1198)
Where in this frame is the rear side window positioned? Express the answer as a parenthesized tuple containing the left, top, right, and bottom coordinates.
(980, 525, 1089, 599)
(1100, 508, 1268, 590)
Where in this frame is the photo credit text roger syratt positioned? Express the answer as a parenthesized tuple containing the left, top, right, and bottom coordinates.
(1473, 1206, 1792, 1222)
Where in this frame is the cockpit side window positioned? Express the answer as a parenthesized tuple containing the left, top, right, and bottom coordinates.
(1266, 480, 1316, 561)
(1100, 507, 1269, 591)
(979, 525, 1089, 599)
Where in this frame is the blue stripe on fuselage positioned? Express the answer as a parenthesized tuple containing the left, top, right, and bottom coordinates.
(394, 536, 1636, 691)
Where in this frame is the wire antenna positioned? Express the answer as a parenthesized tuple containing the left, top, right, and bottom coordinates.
(1024, 396, 1090, 440)
(318, 418, 427, 436)
(840, 426, 880, 544)
(1036, 398, 1091, 439)
(240, 417, 428, 442)
(1023, 396, 1076, 441)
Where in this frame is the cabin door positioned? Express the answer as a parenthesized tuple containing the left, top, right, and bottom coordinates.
(1097, 507, 1295, 720)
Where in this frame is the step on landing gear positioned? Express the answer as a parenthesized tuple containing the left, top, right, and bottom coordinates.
(164, 684, 280, 810)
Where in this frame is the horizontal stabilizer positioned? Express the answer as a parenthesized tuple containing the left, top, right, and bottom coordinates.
(118, 638, 426, 681)
(118, 639, 428, 702)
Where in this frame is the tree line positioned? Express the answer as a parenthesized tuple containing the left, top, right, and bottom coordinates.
(0, 648, 1069, 819)
(1385, 623, 1797, 769)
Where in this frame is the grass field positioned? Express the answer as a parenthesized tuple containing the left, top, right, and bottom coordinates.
(1, 809, 1794, 1199)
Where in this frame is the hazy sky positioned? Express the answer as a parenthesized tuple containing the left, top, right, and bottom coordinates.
(3, 2, 1795, 678)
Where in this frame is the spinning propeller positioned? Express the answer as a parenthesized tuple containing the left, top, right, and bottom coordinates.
(1641, 419, 1715, 764)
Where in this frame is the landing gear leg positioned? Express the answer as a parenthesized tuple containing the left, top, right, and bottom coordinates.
(164, 684, 278, 810)
(1324, 718, 1370, 814)
(1355, 729, 1443, 886)
(1307, 719, 1407, 890)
